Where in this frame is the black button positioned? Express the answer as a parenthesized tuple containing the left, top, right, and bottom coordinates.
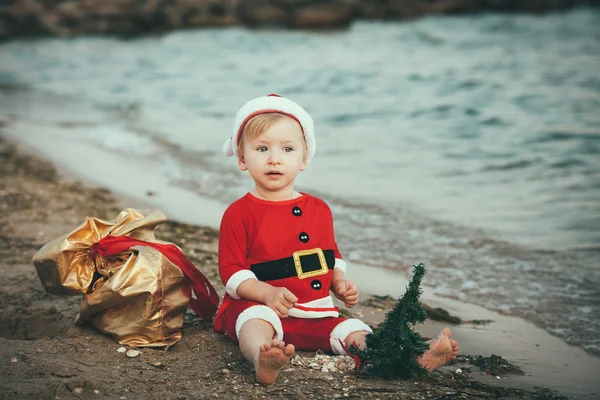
(299, 232, 309, 243)
(311, 280, 322, 290)
(292, 206, 302, 216)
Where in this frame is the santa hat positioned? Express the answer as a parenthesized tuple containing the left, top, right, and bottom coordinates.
(222, 94, 315, 163)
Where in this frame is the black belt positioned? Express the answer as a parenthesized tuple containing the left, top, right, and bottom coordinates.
(250, 249, 335, 281)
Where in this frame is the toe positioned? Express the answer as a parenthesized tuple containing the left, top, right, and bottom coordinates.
(284, 344, 295, 356)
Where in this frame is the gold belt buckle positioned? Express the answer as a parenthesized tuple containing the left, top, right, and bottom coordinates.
(292, 248, 328, 280)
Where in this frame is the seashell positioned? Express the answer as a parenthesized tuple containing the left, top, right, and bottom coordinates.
(126, 350, 140, 358)
(117, 347, 127, 353)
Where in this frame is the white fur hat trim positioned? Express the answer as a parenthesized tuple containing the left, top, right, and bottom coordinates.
(223, 94, 315, 163)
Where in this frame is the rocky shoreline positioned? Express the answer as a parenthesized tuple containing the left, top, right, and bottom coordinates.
(1, 0, 599, 40)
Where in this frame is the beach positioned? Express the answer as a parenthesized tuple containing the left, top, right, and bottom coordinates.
(1, 132, 598, 399)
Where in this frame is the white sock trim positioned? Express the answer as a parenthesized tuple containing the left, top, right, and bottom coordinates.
(235, 305, 284, 341)
(329, 318, 372, 355)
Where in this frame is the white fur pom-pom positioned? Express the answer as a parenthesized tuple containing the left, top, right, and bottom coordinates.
(222, 138, 234, 157)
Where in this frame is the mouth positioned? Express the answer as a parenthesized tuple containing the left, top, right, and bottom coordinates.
(266, 171, 283, 179)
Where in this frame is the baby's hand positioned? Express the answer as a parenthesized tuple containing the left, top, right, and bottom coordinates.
(264, 286, 298, 318)
(332, 279, 359, 308)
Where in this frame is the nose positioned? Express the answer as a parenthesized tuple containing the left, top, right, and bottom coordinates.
(268, 149, 282, 165)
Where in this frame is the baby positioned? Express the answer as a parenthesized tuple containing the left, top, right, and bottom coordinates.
(214, 94, 458, 384)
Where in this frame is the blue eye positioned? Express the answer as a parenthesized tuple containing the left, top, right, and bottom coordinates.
(257, 146, 267, 152)
(284, 147, 293, 152)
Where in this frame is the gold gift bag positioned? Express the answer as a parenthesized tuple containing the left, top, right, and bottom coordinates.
(32, 208, 219, 348)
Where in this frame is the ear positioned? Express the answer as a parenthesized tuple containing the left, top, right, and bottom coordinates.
(300, 157, 307, 172)
(238, 155, 248, 171)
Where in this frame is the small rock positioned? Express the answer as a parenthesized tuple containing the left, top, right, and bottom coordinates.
(496, 376, 501, 379)
(221, 368, 229, 374)
(126, 350, 140, 358)
(93, 389, 100, 394)
(117, 347, 126, 353)
(321, 366, 328, 372)
(455, 368, 463, 374)
(151, 362, 162, 367)
(72, 387, 84, 396)
(10, 357, 17, 363)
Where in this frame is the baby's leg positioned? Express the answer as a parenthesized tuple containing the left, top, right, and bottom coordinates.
(238, 319, 295, 384)
(329, 318, 372, 354)
(345, 327, 459, 371)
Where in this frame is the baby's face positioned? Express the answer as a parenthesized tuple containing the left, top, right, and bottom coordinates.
(238, 117, 307, 198)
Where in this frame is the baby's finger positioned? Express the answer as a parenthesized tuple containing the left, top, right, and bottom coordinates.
(345, 294, 359, 305)
(276, 304, 289, 318)
(336, 282, 347, 294)
(346, 294, 359, 303)
(281, 298, 295, 309)
(283, 289, 298, 304)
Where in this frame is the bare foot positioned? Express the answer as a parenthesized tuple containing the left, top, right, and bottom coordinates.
(417, 328, 459, 371)
(255, 339, 295, 384)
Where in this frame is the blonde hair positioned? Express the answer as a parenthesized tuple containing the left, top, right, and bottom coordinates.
(237, 113, 307, 158)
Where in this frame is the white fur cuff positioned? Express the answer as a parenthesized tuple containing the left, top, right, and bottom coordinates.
(225, 270, 258, 299)
(235, 305, 284, 341)
(335, 258, 347, 273)
(329, 319, 372, 355)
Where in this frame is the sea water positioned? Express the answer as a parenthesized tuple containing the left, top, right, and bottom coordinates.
(0, 9, 599, 355)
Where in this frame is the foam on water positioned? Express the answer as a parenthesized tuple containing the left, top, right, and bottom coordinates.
(1, 9, 599, 355)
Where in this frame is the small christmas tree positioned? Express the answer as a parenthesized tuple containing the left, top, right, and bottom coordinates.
(350, 263, 430, 378)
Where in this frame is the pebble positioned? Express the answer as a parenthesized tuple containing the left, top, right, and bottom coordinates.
(72, 387, 84, 396)
(455, 368, 463, 374)
(10, 357, 17, 363)
(117, 347, 127, 353)
(126, 350, 140, 358)
(151, 362, 162, 367)
(93, 389, 100, 394)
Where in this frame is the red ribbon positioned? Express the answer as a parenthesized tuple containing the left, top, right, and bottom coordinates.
(90, 236, 219, 321)
(338, 339, 362, 369)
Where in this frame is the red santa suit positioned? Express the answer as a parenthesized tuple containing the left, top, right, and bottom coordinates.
(214, 192, 371, 354)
